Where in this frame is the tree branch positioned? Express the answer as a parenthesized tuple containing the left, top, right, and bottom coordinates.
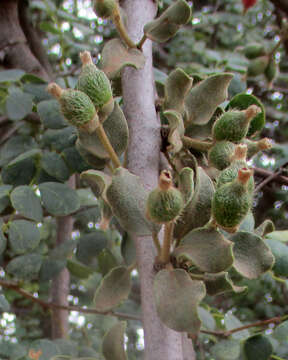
(0, 278, 141, 321)
(18, 0, 53, 77)
(50, 176, 75, 339)
(0, 0, 49, 80)
(200, 315, 286, 338)
(254, 167, 288, 187)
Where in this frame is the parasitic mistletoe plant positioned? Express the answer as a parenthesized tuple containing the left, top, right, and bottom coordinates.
(1, 0, 288, 359)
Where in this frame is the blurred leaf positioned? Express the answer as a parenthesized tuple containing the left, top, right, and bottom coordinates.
(41, 152, 70, 182)
(2, 149, 41, 186)
(0, 184, 12, 213)
(40, 258, 67, 281)
(0, 69, 25, 83)
(37, 99, 68, 129)
(29, 339, 61, 360)
(39, 182, 80, 216)
(67, 259, 94, 279)
(102, 321, 128, 360)
(8, 220, 41, 255)
(39, 21, 62, 35)
(0, 293, 10, 312)
(266, 231, 288, 243)
(224, 314, 249, 340)
(273, 320, 288, 343)
(243, 335, 273, 360)
(5, 88, 34, 121)
(198, 307, 216, 331)
(211, 340, 241, 360)
(0, 342, 27, 360)
(94, 266, 131, 312)
(10, 185, 43, 222)
(76, 231, 107, 267)
(6, 253, 43, 280)
(0, 135, 37, 167)
(0, 219, 7, 255)
(266, 238, 288, 277)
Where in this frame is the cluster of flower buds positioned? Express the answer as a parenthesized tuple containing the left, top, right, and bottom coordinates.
(47, 51, 113, 133)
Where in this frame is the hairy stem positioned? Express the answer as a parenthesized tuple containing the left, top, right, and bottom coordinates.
(112, 5, 136, 49)
(95, 123, 121, 168)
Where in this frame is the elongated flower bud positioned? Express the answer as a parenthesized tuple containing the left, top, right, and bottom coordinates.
(212, 168, 253, 232)
(47, 83, 98, 133)
(77, 51, 114, 117)
(244, 137, 272, 158)
(208, 141, 236, 170)
(216, 144, 254, 194)
(146, 170, 184, 224)
(212, 105, 261, 142)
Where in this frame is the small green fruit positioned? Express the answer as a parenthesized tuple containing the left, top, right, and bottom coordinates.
(244, 43, 266, 59)
(47, 83, 98, 132)
(244, 137, 272, 158)
(217, 144, 255, 194)
(77, 51, 113, 114)
(93, 0, 117, 18)
(208, 141, 236, 170)
(212, 168, 253, 232)
(212, 105, 261, 142)
(146, 170, 184, 224)
(247, 56, 269, 76)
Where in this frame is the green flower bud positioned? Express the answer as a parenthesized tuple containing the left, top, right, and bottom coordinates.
(216, 144, 255, 194)
(212, 105, 261, 142)
(47, 83, 98, 133)
(244, 138, 272, 159)
(212, 168, 253, 233)
(247, 56, 269, 77)
(77, 51, 114, 115)
(244, 43, 266, 59)
(208, 141, 236, 170)
(93, 0, 117, 18)
(146, 170, 184, 224)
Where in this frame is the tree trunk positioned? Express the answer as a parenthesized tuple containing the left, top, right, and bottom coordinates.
(121, 1, 195, 359)
(51, 176, 75, 339)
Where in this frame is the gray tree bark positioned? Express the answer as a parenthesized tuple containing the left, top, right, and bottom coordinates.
(121, 1, 195, 359)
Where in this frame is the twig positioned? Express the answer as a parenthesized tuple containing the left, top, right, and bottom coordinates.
(137, 34, 147, 50)
(0, 279, 141, 321)
(112, 5, 136, 49)
(254, 167, 288, 186)
(255, 169, 283, 193)
(200, 315, 286, 338)
(0, 122, 24, 145)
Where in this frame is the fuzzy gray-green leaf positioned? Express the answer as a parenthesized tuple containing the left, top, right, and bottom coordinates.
(231, 231, 275, 279)
(174, 227, 234, 273)
(185, 73, 233, 125)
(154, 268, 205, 334)
(94, 266, 131, 312)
